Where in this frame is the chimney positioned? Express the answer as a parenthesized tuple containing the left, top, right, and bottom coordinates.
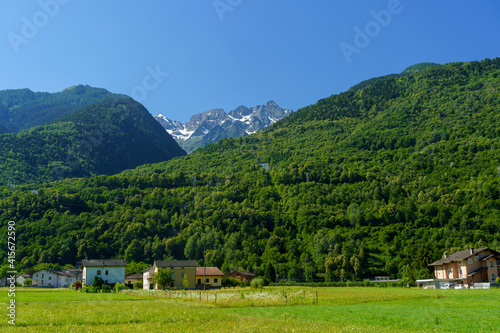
(443, 252, 448, 259)
(470, 248, 474, 255)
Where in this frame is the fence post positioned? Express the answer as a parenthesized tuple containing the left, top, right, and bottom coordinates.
(215, 292, 217, 303)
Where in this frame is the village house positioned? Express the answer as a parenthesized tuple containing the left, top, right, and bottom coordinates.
(16, 274, 31, 286)
(196, 267, 224, 289)
(31, 269, 75, 288)
(226, 270, 256, 283)
(142, 266, 155, 290)
(417, 248, 500, 289)
(145, 260, 197, 290)
(125, 273, 143, 288)
(62, 268, 82, 281)
(81, 259, 127, 287)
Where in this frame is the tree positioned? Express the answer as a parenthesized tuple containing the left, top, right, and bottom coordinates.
(183, 274, 189, 289)
(153, 268, 172, 290)
(92, 276, 104, 290)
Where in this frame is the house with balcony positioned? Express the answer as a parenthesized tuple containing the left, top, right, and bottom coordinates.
(417, 248, 500, 289)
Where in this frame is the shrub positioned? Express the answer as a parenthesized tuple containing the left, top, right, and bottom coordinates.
(114, 283, 127, 292)
(69, 284, 74, 290)
(75, 281, 82, 290)
(24, 278, 32, 286)
(251, 278, 264, 289)
(133, 281, 143, 290)
(496, 277, 500, 283)
(102, 285, 112, 293)
(222, 277, 240, 289)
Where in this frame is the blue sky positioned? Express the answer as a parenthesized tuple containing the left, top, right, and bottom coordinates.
(1, 0, 499, 123)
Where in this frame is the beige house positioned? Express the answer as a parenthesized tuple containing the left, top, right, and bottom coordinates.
(196, 267, 224, 289)
(146, 260, 197, 290)
(424, 248, 500, 288)
(125, 273, 143, 288)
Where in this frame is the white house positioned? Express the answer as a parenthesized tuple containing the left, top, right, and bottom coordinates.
(81, 259, 127, 286)
(143, 266, 155, 290)
(16, 274, 31, 286)
(32, 269, 75, 288)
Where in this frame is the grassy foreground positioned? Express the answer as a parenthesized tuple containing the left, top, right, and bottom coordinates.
(1, 286, 499, 332)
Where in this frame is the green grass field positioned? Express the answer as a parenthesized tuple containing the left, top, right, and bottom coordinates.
(1, 287, 498, 332)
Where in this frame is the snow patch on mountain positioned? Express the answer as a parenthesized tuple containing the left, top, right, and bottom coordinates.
(154, 101, 293, 153)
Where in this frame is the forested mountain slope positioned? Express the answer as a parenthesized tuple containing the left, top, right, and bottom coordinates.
(1, 59, 499, 283)
(0, 92, 186, 184)
(0, 85, 118, 133)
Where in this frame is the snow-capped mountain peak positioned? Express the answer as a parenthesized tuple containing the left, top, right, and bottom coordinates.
(154, 101, 293, 153)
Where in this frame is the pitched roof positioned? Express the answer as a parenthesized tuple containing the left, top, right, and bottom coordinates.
(125, 273, 143, 279)
(429, 248, 489, 266)
(228, 270, 256, 277)
(154, 260, 197, 268)
(32, 269, 74, 277)
(142, 266, 155, 274)
(467, 266, 488, 277)
(81, 259, 127, 267)
(196, 267, 224, 276)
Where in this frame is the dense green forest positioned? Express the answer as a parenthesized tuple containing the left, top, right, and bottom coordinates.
(0, 85, 120, 133)
(0, 89, 186, 184)
(1, 59, 499, 283)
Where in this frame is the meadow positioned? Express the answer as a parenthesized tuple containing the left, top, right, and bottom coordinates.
(1, 286, 499, 332)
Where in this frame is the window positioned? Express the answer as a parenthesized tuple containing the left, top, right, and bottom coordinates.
(105, 270, 108, 275)
(214, 278, 218, 283)
(490, 261, 495, 268)
(206, 278, 209, 283)
(447, 269, 452, 277)
(475, 256, 479, 261)
(197, 279, 201, 284)
(49, 276, 52, 280)
(459, 268, 463, 278)
(97, 270, 101, 275)
(181, 272, 185, 278)
(48, 283, 51, 287)
(492, 273, 496, 281)
(42, 273, 44, 278)
(171, 273, 174, 278)
(458, 261, 462, 265)
(468, 259, 473, 264)
(481, 253, 486, 258)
